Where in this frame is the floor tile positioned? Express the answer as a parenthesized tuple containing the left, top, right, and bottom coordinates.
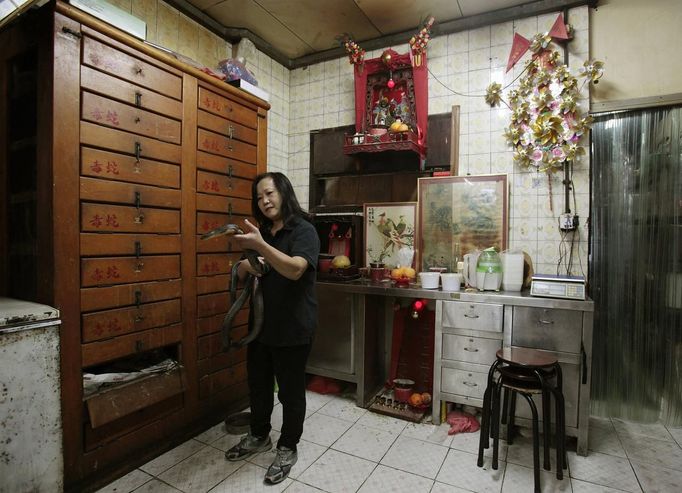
(305, 391, 335, 413)
(450, 429, 507, 460)
(210, 432, 252, 453)
(588, 425, 626, 458)
(300, 413, 353, 447)
(505, 435, 559, 471)
(620, 434, 682, 470)
(317, 396, 368, 423)
(139, 439, 206, 476)
(356, 410, 408, 435)
(436, 449, 505, 493)
(567, 451, 640, 493)
(357, 464, 434, 493)
(666, 426, 682, 447)
(249, 437, 325, 480)
(401, 422, 454, 447)
(210, 461, 292, 492)
(131, 479, 183, 492)
(570, 478, 632, 492)
(631, 459, 682, 492)
(95, 469, 152, 493)
(589, 417, 615, 432)
(157, 445, 242, 492)
(297, 449, 376, 493)
(430, 482, 476, 492)
(501, 463, 570, 492)
(331, 422, 397, 462)
(194, 422, 228, 445)
(612, 418, 674, 442)
(380, 435, 449, 479)
(272, 403, 284, 431)
(283, 480, 327, 492)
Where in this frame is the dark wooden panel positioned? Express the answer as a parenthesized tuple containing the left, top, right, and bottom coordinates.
(81, 255, 180, 287)
(198, 360, 247, 399)
(81, 147, 180, 188)
(196, 170, 251, 200)
(198, 86, 257, 129)
(196, 309, 249, 337)
(81, 279, 182, 312)
(82, 35, 182, 100)
(311, 125, 356, 174)
(82, 299, 181, 342)
(80, 177, 181, 209)
(81, 203, 180, 234)
(197, 274, 230, 295)
(197, 327, 247, 361)
(425, 112, 452, 169)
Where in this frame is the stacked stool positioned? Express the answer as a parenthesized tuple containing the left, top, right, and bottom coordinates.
(477, 347, 567, 493)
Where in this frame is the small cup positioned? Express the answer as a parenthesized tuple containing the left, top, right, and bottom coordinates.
(441, 272, 462, 292)
(418, 271, 440, 289)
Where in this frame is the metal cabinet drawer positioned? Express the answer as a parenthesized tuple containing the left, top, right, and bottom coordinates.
(441, 367, 487, 399)
(442, 334, 501, 365)
(442, 301, 503, 332)
(512, 307, 583, 353)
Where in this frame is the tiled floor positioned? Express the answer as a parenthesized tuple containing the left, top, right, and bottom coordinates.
(98, 391, 682, 493)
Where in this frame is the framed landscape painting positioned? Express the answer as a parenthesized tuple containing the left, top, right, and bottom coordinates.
(416, 174, 508, 272)
(363, 202, 417, 268)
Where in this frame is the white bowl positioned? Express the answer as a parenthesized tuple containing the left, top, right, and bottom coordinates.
(441, 273, 462, 291)
(418, 271, 440, 289)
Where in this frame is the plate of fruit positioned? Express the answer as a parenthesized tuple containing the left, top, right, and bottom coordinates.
(408, 391, 432, 410)
(390, 266, 416, 287)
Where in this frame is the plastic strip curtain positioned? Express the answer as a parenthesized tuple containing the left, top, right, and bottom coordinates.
(590, 106, 681, 425)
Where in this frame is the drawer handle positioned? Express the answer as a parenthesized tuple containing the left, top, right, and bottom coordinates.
(134, 141, 142, 162)
(134, 66, 143, 75)
(463, 381, 478, 387)
(228, 202, 233, 217)
(228, 125, 234, 139)
(134, 289, 142, 308)
(134, 116, 141, 123)
(464, 313, 479, 319)
(134, 91, 142, 107)
(538, 319, 555, 325)
(134, 192, 145, 224)
(463, 347, 479, 352)
(135, 339, 144, 351)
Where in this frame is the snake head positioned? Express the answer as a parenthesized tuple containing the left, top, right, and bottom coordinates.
(200, 223, 244, 240)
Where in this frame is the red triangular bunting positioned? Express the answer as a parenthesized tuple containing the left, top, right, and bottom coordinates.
(506, 33, 531, 73)
(549, 13, 570, 40)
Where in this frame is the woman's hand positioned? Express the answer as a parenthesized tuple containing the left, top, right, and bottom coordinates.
(239, 256, 265, 277)
(232, 219, 266, 253)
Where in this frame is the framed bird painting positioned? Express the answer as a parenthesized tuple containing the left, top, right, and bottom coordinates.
(363, 202, 417, 269)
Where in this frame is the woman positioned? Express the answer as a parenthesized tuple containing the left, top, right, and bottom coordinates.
(225, 172, 320, 485)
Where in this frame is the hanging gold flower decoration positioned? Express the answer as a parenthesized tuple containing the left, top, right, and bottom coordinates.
(530, 32, 552, 53)
(531, 113, 564, 145)
(485, 82, 503, 107)
(579, 59, 604, 83)
(505, 127, 521, 145)
(559, 94, 577, 114)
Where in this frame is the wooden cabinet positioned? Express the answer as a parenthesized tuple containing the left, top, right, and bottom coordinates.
(0, 3, 268, 489)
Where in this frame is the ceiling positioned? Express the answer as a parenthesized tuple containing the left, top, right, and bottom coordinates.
(166, 0, 594, 68)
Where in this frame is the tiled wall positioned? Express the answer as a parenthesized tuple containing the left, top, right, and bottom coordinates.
(106, 0, 590, 275)
(285, 7, 591, 276)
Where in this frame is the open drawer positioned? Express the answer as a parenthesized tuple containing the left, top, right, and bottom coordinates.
(84, 366, 186, 428)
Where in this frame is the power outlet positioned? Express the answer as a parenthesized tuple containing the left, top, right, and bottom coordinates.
(559, 213, 579, 231)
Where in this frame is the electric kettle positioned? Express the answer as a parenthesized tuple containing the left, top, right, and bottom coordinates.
(476, 247, 502, 291)
(462, 250, 481, 288)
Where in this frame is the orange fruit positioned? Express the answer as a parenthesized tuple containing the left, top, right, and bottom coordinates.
(408, 393, 423, 407)
(421, 392, 432, 404)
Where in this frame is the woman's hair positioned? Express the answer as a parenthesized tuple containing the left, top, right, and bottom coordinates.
(251, 172, 311, 226)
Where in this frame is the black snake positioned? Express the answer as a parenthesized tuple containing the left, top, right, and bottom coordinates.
(200, 224, 269, 349)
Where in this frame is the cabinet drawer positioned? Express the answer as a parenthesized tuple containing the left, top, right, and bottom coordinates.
(81, 279, 182, 312)
(197, 310, 248, 337)
(442, 334, 501, 365)
(81, 121, 182, 164)
(197, 274, 230, 295)
(197, 170, 252, 200)
(441, 367, 487, 399)
(81, 147, 180, 189)
(197, 233, 245, 254)
(197, 253, 242, 277)
(82, 323, 182, 367)
(198, 86, 258, 129)
(196, 151, 257, 179)
(80, 177, 181, 209)
(81, 255, 180, 287)
(82, 299, 181, 343)
(198, 109, 257, 145)
(197, 194, 251, 215)
(81, 203, 180, 233)
(198, 128, 256, 164)
(512, 307, 583, 353)
(81, 65, 182, 119)
(82, 92, 181, 144)
(83, 36, 182, 100)
(197, 212, 252, 236)
(81, 233, 181, 257)
(199, 360, 248, 399)
(442, 301, 503, 332)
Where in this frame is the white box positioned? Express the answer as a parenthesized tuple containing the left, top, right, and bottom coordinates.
(70, 0, 146, 39)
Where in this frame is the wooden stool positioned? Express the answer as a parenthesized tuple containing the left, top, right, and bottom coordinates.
(477, 347, 567, 493)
